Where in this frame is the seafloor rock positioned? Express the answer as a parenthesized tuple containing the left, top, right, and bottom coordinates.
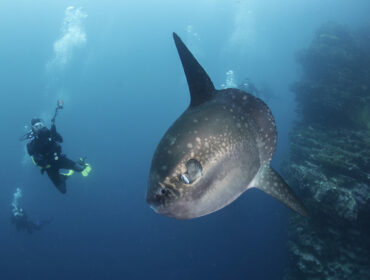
(283, 22, 370, 280)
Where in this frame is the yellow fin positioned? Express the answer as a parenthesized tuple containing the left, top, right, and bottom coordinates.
(60, 169, 75, 177)
(81, 163, 92, 177)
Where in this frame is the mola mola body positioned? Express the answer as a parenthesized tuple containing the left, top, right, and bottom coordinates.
(146, 33, 307, 219)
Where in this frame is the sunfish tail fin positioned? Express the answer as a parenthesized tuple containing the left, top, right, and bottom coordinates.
(173, 32, 215, 107)
(251, 164, 308, 217)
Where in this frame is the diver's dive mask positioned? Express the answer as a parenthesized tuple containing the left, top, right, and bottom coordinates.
(32, 121, 46, 134)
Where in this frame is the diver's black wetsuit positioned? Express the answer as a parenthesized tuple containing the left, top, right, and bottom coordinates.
(27, 124, 84, 193)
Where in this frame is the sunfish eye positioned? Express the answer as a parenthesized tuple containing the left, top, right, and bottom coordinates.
(180, 159, 203, 184)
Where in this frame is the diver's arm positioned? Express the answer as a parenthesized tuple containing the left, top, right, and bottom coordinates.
(50, 124, 63, 143)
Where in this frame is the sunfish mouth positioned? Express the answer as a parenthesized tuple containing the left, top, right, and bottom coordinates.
(146, 182, 172, 210)
(146, 190, 192, 219)
(148, 202, 174, 218)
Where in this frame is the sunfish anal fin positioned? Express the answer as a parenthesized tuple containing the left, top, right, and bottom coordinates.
(250, 164, 308, 216)
(173, 32, 215, 108)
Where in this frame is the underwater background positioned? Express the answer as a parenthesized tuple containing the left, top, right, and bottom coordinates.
(0, 1, 369, 279)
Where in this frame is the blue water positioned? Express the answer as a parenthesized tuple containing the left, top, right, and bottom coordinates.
(1, 1, 369, 279)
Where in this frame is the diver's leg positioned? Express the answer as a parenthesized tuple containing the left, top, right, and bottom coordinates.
(59, 155, 85, 172)
(46, 168, 67, 194)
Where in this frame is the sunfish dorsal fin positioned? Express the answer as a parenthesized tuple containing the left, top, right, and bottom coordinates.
(173, 32, 215, 107)
(250, 164, 308, 216)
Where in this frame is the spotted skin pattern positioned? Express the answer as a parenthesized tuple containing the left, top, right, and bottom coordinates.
(146, 33, 307, 219)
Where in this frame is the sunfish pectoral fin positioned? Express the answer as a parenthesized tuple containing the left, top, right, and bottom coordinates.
(250, 164, 308, 217)
(173, 32, 215, 107)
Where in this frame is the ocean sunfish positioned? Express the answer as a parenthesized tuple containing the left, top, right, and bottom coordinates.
(146, 33, 307, 219)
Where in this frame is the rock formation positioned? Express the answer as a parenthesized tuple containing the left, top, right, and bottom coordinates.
(283, 22, 370, 280)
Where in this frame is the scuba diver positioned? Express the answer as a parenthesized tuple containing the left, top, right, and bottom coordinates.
(11, 188, 52, 233)
(21, 100, 91, 194)
(11, 209, 51, 233)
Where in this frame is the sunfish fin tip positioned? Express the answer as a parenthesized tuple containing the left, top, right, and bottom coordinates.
(251, 164, 308, 217)
(173, 32, 215, 107)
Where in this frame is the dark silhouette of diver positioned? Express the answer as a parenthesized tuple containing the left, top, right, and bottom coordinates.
(23, 100, 91, 193)
(11, 188, 51, 234)
(11, 209, 51, 234)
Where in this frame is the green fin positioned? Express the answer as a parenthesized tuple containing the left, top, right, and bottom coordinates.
(81, 163, 91, 177)
(60, 169, 75, 177)
(251, 164, 308, 216)
(31, 156, 37, 166)
(173, 32, 215, 108)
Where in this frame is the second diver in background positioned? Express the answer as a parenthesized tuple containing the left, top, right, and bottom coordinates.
(22, 100, 91, 193)
(11, 188, 52, 233)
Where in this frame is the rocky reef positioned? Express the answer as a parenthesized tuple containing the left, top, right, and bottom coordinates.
(283, 22, 370, 280)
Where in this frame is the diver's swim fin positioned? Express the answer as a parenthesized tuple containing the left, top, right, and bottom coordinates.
(60, 170, 75, 177)
(60, 166, 91, 177)
(59, 158, 91, 178)
(81, 163, 92, 177)
(78, 157, 92, 177)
